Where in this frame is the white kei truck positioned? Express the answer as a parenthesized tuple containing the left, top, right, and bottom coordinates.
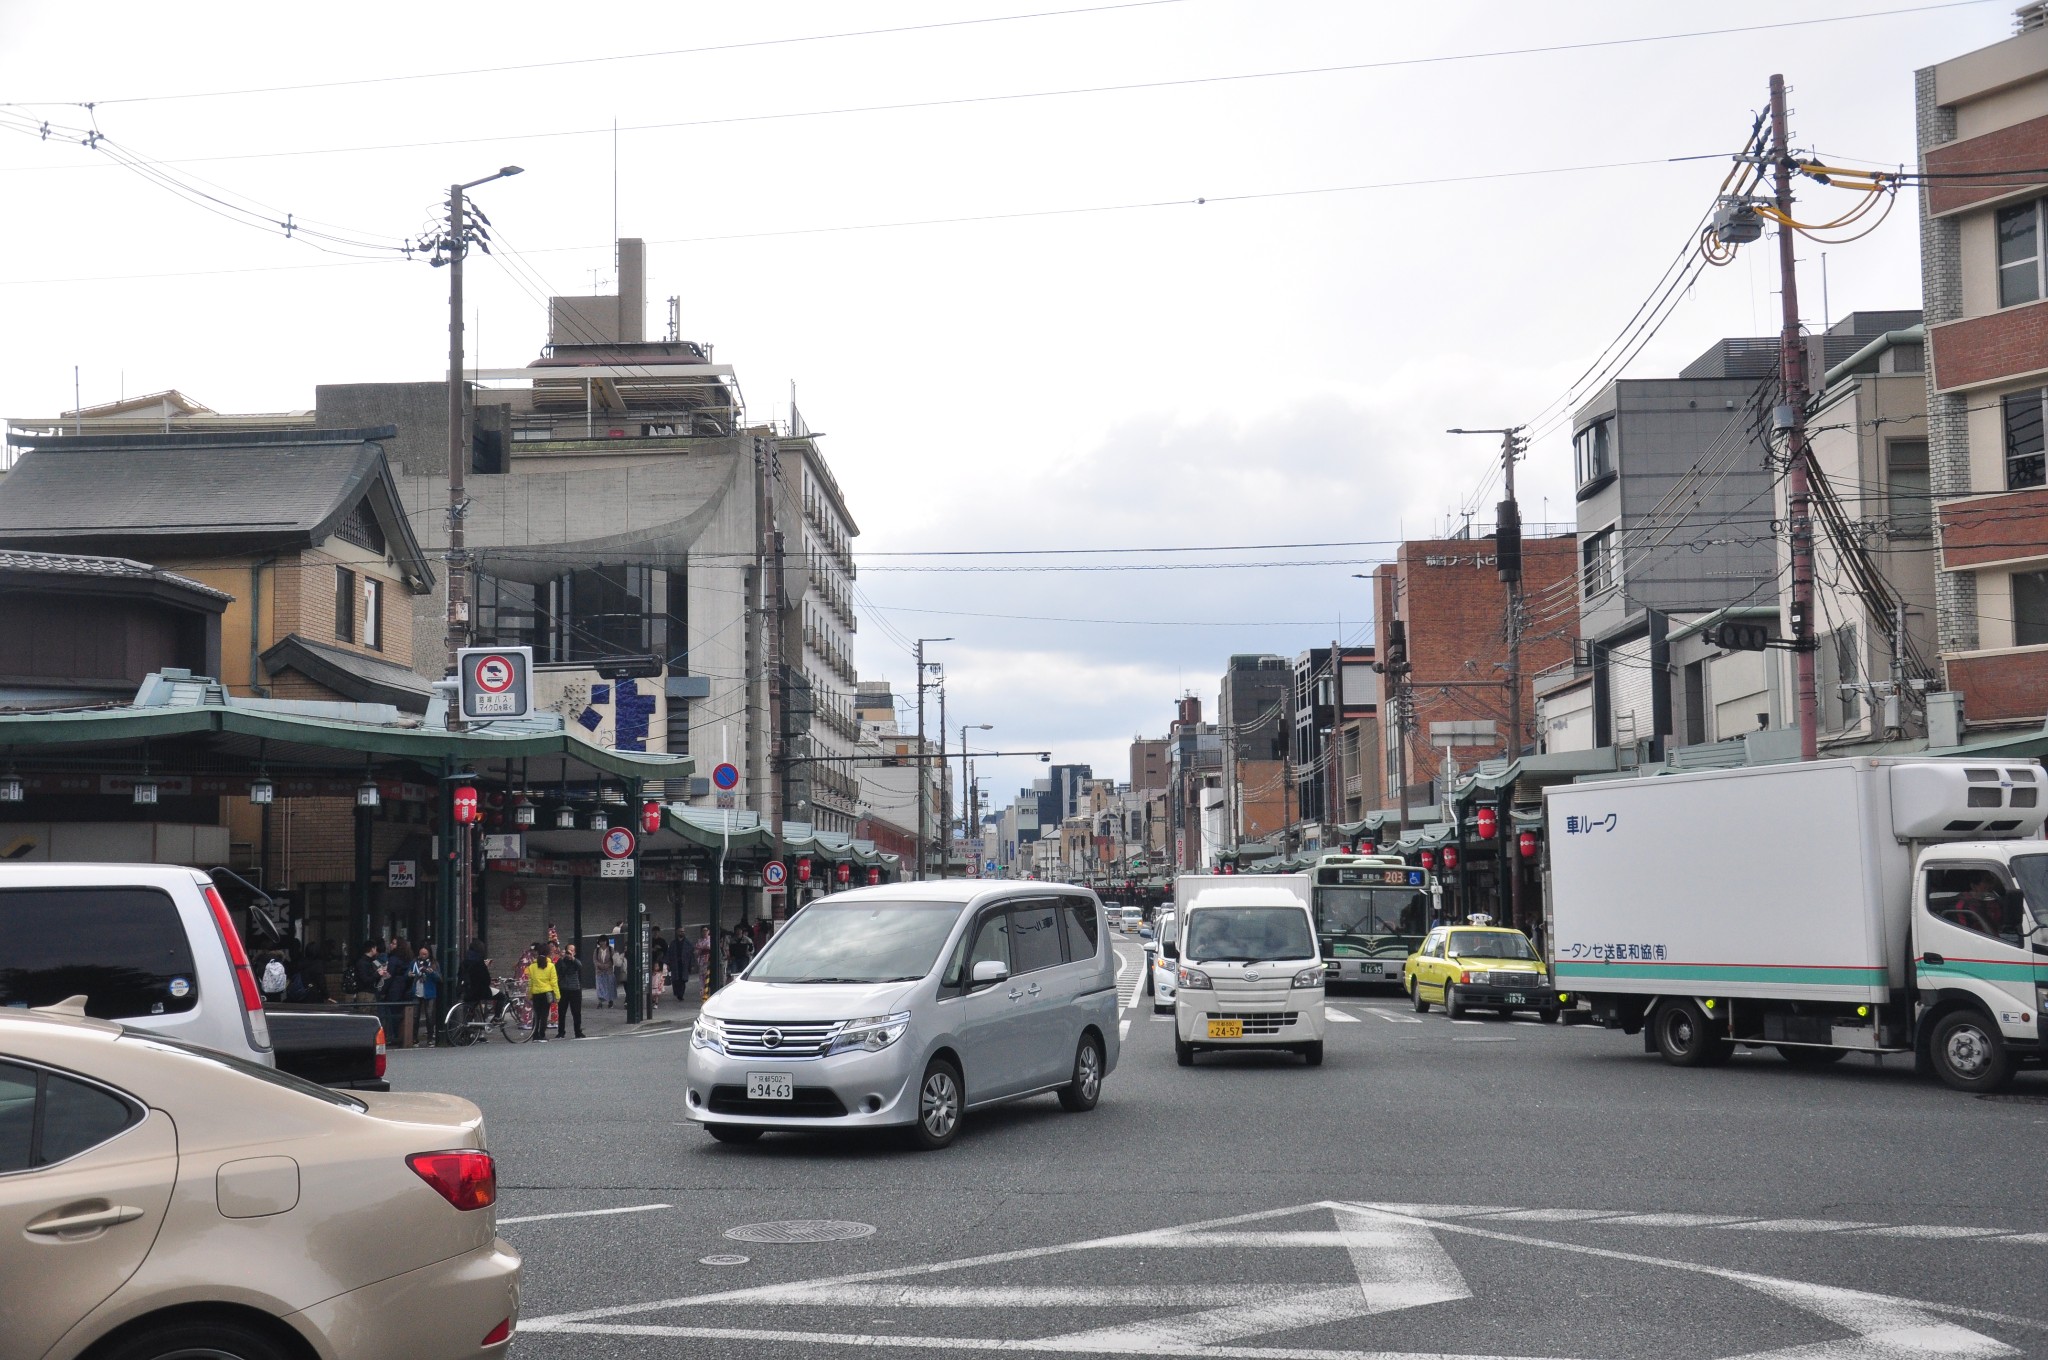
(1545, 756, 2047, 1093)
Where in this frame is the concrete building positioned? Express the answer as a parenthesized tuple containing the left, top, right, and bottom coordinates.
(1128, 736, 1169, 792)
(1165, 696, 1220, 869)
(1919, 15, 2048, 732)
(1218, 653, 1288, 847)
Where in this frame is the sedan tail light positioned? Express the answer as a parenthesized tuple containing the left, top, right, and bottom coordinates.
(374, 1026, 388, 1080)
(481, 1318, 512, 1346)
(408, 1150, 497, 1210)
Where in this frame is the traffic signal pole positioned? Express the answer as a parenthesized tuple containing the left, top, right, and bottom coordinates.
(1770, 73, 1820, 761)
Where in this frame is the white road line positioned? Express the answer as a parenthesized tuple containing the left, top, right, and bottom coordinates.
(1326, 1009, 1360, 1023)
(1118, 1018, 1130, 1041)
(499, 1203, 671, 1226)
(1361, 1204, 2045, 1245)
(1373, 1012, 1422, 1024)
(748, 1284, 1310, 1307)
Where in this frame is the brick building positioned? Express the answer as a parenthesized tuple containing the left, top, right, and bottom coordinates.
(1918, 16, 2048, 730)
(1372, 535, 1577, 806)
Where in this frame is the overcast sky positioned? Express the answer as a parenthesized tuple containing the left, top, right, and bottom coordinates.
(0, 0, 2006, 813)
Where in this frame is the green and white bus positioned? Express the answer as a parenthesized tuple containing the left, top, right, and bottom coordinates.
(1310, 853, 1436, 986)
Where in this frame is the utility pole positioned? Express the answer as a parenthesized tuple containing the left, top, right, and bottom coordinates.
(1374, 618, 1413, 841)
(756, 430, 788, 917)
(936, 676, 948, 878)
(913, 638, 950, 880)
(1769, 72, 1820, 761)
(436, 166, 523, 721)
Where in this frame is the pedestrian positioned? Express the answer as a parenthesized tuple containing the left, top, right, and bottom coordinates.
(695, 927, 713, 997)
(346, 940, 382, 1009)
(675, 933, 695, 1004)
(555, 943, 585, 1038)
(382, 938, 414, 1047)
(460, 941, 493, 1015)
(410, 946, 441, 1044)
(523, 943, 559, 1043)
(610, 939, 626, 1003)
(593, 937, 616, 1008)
(648, 945, 665, 1011)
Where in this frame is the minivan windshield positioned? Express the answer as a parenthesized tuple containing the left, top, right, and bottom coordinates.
(744, 900, 967, 983)
(1184, 906, 1315, 963)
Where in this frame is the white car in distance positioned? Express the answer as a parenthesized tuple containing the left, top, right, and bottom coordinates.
(1147, 909, 1178, 1013)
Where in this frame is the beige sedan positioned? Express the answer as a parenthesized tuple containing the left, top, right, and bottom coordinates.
(0, 1001, 520, 1360)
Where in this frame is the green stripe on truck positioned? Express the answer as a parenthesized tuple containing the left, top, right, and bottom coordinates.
(1554, 962, 1887, 986)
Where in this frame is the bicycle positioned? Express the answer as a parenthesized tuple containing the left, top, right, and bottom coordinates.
(439, 978, 533, 1046)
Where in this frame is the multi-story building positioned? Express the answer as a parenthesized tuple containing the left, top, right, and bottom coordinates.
(1374, 534, 1577, 803)
(1128, 736, 1168, 792)
(1218, 653, 1288, 847)
(1165, 696, 1220, 869)
(1919, 16, 2048, 732)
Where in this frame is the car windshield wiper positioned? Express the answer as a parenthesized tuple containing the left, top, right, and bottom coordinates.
(787, 976, 876, 984)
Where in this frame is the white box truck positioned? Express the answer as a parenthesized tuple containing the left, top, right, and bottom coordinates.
(1545, 756, 2047, 1092)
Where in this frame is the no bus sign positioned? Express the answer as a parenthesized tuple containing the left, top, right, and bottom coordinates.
(457, 646, 533, 721)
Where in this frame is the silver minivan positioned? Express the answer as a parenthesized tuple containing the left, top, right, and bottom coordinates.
(684, 882, 1120, 1149)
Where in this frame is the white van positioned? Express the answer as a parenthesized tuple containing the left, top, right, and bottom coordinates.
(1119, 906, 1143, 932)
(1146, 908, 1178, 1012)
(1173, 886, 1326, 1066)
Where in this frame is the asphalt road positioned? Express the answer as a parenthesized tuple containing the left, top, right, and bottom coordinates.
(387, 936, 2048, 1359)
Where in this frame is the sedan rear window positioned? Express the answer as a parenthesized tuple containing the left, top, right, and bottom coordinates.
(0, 888, 199, 1020)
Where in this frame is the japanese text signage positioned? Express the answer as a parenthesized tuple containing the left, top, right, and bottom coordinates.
(457, 646, 534, 721)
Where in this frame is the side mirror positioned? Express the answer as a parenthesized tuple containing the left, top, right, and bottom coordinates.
(1161, 941, 1178, 960)
(971, 959, 1010, 987)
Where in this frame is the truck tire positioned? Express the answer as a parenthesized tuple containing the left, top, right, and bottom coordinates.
(1175, 1035, 1195, 1067)
(1653, 1000, 1732, 1068)
(1300, 1041, 1324, 1067)
(1776, 1045, 1847, 1068)
(1927, 1009, 2013, 1093)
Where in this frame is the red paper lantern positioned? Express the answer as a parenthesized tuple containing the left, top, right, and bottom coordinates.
(797, 857, 812, 882)
(1475, 806, 1499, 840)
(867, 867, 881, 885)
(1420, 849, 1436, 871)
(1357, 841, 1376, 855)
(1518, 830, 1538, 859)
(1441, 845, 1459, 870)
(451, 785, 480, 824)
(640, 801, 663, 835)
(835, 862, 852, 884)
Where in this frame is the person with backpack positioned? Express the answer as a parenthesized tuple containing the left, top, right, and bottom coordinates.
(346, 940, 383, 1008)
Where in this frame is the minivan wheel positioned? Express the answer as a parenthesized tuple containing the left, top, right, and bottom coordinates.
(708, 1125, 762, 1144)
(1175, 1035, 1195, 1067)
(1928, 1010, 2013, 1093)
(97, 1318, 292, 1360)
(908, 1057, 963, 1150)
(1058, 1034, 1105, 1111)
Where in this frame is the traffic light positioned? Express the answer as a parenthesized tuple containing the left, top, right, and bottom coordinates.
(1709, 621, 1772, 652)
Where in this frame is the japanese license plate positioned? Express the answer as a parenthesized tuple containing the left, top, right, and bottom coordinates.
(1504, 993, 1527, 1006)
(1358, 961, 1385, 976)
(1206, 1019, 1243, 1039)
(746, 1072, 793, 1100)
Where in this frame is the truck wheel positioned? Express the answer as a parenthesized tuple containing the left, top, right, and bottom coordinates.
(1539, 1007, 1561, 1025)
(1175, 1035, 1195, 1067)
(1654, 1001, 1732, 1068)
(1410, 981, 1429, 1014)
(1776, 1045, 1847, 1068)
(1928, 1010, 2013, 1093)
(1300, 1041, 1324, 1067)
(1443, 984, 1464, 1020)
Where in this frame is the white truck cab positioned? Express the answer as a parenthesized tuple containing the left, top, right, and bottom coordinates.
(1547, 756, 2048, 1092)
(1171, 886, 1326, 1067)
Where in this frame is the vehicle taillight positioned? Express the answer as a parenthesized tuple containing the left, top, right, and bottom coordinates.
(203, 884, 264, 1013)
(374, 1025, 388, 1080)
(407, 1149, 497, 1210)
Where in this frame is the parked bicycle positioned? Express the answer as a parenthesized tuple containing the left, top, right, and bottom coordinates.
(440, 978, 533, 1046)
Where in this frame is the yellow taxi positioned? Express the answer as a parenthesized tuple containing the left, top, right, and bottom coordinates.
(1402, 916, 1558, 1021)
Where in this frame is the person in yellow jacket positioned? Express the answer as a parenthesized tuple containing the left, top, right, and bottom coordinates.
(524, 945, 559, 1044)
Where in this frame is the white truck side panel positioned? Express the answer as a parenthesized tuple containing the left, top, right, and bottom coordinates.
(1173, 873, 1309, 913)
(1547, 761, 1901, 1003)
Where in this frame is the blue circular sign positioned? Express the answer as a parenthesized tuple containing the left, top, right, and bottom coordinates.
(712, 762, 740, 791)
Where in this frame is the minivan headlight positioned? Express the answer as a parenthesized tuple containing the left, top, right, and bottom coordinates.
(828, 1012, 912, 1055)
(1178, 966, 1212, 990)
(691, 1015, 726, 1053)
(1291, 967, 1324, 989)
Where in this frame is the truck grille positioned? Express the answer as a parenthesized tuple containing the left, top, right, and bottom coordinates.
(721, 1020, 843, 1058)
(1207, 1010, 1299, 1035)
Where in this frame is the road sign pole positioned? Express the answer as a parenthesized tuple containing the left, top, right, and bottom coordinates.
(626, 778, 644, 1023)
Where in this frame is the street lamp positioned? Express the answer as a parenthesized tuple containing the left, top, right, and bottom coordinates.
(435, 165, 526, 707)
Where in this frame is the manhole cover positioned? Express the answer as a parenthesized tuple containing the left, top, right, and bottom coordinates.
(725, 1219, 876, 1244)
(699, 1253, 751, 1265)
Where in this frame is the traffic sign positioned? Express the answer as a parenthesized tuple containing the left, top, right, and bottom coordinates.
(457, 646, 533, 720)
(711, 762, 740, 791)
(601, 827, 637, 859)
(763, 860, 787, 888)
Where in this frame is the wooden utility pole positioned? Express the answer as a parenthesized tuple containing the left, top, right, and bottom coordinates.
(1770, 73, 1820, 760)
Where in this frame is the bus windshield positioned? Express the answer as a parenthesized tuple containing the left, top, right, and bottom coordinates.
(1314, 886, 1429, 958)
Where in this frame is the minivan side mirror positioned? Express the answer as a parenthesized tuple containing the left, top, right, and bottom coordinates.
(971, 959, 1010, 987)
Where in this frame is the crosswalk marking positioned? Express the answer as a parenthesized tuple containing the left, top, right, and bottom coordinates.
(1361, 1203, 2045, 1245)
(1325, 1009, 1360, 1023)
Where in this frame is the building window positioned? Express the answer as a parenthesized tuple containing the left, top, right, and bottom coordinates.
(362, 577, 383, 651)
(1887, 441, 1930, 538)
(335, 566, 356, 643)
(2002, 390, 2045, 490)
(1997, 198, 2044, 309)
(1834, 625, 1860, 729)
(1581, 525, 1618, 598)
(1574, 419, 1614, 489)
(473, 566, 684, 665)
(2017, 570, 2048, 647)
